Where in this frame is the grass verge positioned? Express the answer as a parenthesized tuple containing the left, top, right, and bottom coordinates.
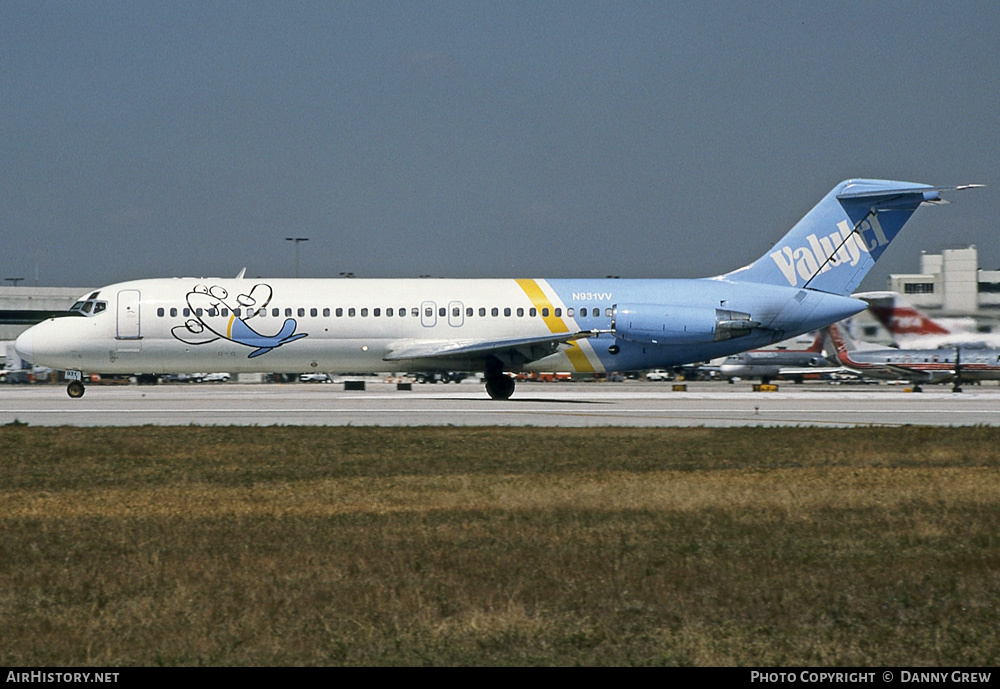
(2, 426, 998, 665)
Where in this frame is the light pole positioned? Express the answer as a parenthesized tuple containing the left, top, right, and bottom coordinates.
(4, 277, 25, 287)
(285, 237, 309, 277)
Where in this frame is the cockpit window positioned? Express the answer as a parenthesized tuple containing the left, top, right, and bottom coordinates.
(70, 296, 108, 317)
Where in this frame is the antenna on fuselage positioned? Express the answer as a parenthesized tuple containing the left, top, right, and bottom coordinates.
(802, 209, 878, 291)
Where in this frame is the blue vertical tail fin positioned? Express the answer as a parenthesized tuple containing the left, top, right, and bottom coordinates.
(722, 180, 981, 296)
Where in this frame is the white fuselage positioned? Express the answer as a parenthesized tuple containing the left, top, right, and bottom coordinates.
(14, 276, 865, 377)
(18, 179, 970, 391)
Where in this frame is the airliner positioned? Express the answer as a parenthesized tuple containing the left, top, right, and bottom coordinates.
(855, 291, 1000, 349)
(716, 332, 837, 384)
(822, 322, 1000, 392)
(14, 179, 981, 399)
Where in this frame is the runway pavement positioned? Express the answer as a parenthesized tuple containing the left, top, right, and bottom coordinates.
(2, 379, 999, 427)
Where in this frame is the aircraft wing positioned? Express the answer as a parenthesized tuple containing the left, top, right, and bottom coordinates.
(885, 365, 956, 383)
(775, 365, 850, 377)
(384, 331, 597, 367)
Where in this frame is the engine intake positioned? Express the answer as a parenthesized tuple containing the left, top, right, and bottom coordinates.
(611, 304, 758, 345)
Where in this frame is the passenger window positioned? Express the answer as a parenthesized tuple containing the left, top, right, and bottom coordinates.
(298, 308, 305, 317)
(336, 308, 343, 317)
(310, 308, 318, 317)
(542, 308, 549, 317)
(183, 308, 190, 317)
(529, 308, 536, 317)
(504, 307, 511, 317)
(554, 308, 562, 317)
(348, 308, 356, 317)
(236, 308, 243, 317)
(606, 308, 613, 317)
(196, 308, 203, 317)
(374, 308, 381, 317)
(157, 307, 165, 317)
(285, 308, 292, 317)
(453, 307, 460, 317)
(567, 308, 574, 317)
(222, 308, 230, 317)
(439, 307, 446, 317)
(361, 308, 368, 317)
(411, 307, 418, 317)
(170, 308, 177, 317)
(479, 307, 486, 317)
(386, 308, 393, 317)
(272, 308, 279, 317)
(516, 307, 524, 317)
(492, 307, 499, 317)
(425, 307, 433, 317)
(323, 308, 330, 317)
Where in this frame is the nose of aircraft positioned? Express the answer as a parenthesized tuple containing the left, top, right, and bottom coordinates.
(14, 328, 34, 364)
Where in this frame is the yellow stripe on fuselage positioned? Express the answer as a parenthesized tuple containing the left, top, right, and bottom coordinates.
(515, 278, 595, 373)
(515, 278, 568, 333)
(227, 314, 235, 340)
(563, 342, 596, 373)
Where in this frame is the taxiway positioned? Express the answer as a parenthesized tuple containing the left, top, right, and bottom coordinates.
(1, 380, 998, 427)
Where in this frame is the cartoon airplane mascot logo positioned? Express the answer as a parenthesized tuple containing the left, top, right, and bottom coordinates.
(171, 284, 307, 358)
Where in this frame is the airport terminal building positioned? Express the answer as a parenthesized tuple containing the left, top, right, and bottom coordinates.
(887, 246, 1000, 331)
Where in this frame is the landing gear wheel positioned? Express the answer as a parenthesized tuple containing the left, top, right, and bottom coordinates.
(485, 374, 515, 400)
(67, 381, 86, 399)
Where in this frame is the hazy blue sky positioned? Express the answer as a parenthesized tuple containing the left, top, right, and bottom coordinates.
(3, 1, 998, 289)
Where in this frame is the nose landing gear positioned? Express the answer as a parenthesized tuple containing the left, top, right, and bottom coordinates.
(64, 370, 86, 398)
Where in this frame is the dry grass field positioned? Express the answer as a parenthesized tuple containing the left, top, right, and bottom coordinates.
(1, 425, 998, 666)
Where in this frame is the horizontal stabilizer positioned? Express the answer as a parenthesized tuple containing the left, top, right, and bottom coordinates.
(836, 183, 984, 200)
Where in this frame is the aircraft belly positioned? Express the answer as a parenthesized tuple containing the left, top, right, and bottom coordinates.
(523, 351, 577, 373)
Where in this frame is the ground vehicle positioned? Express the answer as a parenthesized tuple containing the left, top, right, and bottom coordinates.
(201, 372, 231, 383)
(299, 373, 332, 383)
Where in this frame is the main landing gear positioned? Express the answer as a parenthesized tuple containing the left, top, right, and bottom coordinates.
(485, 373, 515, 400)
(484, 358, 515, 400)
